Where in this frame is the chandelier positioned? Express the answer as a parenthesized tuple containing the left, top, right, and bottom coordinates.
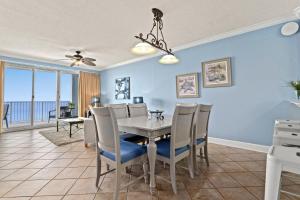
(132, 8, 179, 64)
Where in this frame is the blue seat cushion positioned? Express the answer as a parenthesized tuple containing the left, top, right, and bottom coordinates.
(120, 133, 147, 143)
(156, 138, 189, 158)
(100, 141, 146, 163)
(196, 138, 205, 145)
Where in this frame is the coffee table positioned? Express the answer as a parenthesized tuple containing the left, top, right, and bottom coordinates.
(57, 118, 84, 138)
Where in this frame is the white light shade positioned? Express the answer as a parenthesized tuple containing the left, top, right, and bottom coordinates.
(131, 42, 157, 55)
(159, 54, 179, 64)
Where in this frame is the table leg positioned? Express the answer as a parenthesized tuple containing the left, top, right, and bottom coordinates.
(69, 123, 72, 138)
(147, 136, 157, 194)
(56, 120, 59, 132)
(264, 155, 282, 200)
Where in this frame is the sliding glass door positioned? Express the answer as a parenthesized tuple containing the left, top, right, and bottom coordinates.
(3, 65, 79, 132)
(4, 67, 33, 129)
(34, 70, 57, 125)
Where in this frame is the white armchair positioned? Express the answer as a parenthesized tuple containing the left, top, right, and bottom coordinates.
(83, 117, 96, 147)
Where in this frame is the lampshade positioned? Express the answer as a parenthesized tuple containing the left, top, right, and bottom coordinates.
(159, 54, 179, 64)
(131, 42, 157, 55)
(133, 96, 144, 104)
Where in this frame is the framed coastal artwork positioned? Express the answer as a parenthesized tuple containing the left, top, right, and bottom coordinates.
(202, 57, 232, 88)
(176, 73, 199, 98)
(115, 77, 130, 99)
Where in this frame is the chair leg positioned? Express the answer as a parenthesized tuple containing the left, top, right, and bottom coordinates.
(193, 145, 199, 175)
(95, 154, 101, 187)
(113, 166, 121, 200)
(106, 164, 110, 171)
(143, 161, 149, 184)
(264, 157, 282, 200)
(204, 143, 209, 167)
(5, 118, 8, 128)
(188, 150, 194, 179)
(200, 148, 203, 158)
(170, 162, 177, 194)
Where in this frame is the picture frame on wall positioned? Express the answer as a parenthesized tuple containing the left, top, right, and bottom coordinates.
(202, 57, 232, 88)
(176, 73, 199, 98)
(115, 77, 130, 100)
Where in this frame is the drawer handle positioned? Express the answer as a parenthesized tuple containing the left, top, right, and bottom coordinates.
(292, 133, 298, 136)
(288, 124, 293, 127)
(297, 152, 300, 157)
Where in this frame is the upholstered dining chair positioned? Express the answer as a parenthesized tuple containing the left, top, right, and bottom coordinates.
(155, 104, 197, 194)
(106, 103, 146, 144)
(193, 104, 213, 170)
(128, 103, 148, 117)
(91, 106, 148, 200)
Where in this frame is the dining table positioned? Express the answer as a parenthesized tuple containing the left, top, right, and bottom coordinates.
(117, 116, 172, 194)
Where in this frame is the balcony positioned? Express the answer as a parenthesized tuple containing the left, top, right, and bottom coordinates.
(3, 101, 73, 129)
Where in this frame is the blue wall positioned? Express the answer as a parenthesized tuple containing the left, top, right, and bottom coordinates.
(100, 22, 300, 146)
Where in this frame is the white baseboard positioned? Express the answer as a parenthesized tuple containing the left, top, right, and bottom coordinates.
(208, 137, 270, 153)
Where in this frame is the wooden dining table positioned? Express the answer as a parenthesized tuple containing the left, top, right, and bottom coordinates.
(117, 116, 172, 193)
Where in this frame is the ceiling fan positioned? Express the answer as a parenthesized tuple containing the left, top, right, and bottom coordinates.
(65, 50, 96, 67)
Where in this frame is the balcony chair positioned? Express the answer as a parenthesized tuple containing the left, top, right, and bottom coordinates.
(3, 104, 9, 128)
(193, 104, 213, 169)
(155, 104, 197, 194)
(91, 106, 148, 200)
(48, 106, 71, 122)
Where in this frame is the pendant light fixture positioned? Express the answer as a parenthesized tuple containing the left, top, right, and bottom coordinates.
(132, 8, 179, 64)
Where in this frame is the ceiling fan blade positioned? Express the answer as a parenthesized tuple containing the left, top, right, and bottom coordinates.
(82, 59, 96, 66)
(65, 55, 75, 59)
(83, 57, 96, 62)
(70, 61, 77, 67)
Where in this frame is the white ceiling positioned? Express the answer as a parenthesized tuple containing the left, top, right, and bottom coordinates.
(0, 0, 298, 70)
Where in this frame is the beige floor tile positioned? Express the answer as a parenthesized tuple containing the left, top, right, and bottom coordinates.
(1, 160, 34, 169)
(3, 168, 40, 181)
(62, 194, 95, 200)
(217, 162, 246, 172)
(80, 167, 96, 178)
(68, 159, 93, 167)
(218, 187, 257, 200)
(188, 188, 224, 200)
(46, 159, 73, 168)
(237, 161, 266, 172)
(59, 152, 81, 159)
(0, 169, 16, 180)
(0, 181, 21, 196)
(30, 196, 63, 200)
(0, 197, 30, 200)
(37, 179, 76, 196)
(55, 167, 86, 179)
(0, 161, 12, 168)
(24, 160, 53, 169)
(22, 153, 46, 160)
(158, 190, 191, 200)
(127, 191, 157, 200)
(4, 180, 49, 197)
(246, 186, 264, 200)
(228, 172, 264, 187)
(183, 176, 214, 190)
(29, 168, 64, 180)
(94, 192, 126, 200)
(68, 178, 98, 194)
(207, 173, 241, 188)
(40, 153, 64, 160)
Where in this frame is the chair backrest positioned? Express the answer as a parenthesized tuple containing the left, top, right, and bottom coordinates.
(128, 103, 148, 117)
(3, 104, 9, 118)
(90, 107, 120, 158)
(171, 104, 197, 150)
(105, 103, 128, 119)
(194, 104, 213, 141)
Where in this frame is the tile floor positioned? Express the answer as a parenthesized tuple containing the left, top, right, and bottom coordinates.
(0, 129, 299, 200)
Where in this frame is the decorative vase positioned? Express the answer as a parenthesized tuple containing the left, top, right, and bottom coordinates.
(295, 90, 300, 100)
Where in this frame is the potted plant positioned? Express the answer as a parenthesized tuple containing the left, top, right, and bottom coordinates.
(290, 81, 300, 100)
(68, 102, 75, 109)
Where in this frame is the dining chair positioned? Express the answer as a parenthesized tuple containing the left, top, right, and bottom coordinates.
(91, 106, 148, 200)
(128, 103, 148, 117)
(106, 103, 147, 144)
(155, 104, 197, 194)
(3, 104, 9, 128)
(193, 104, 212, 170)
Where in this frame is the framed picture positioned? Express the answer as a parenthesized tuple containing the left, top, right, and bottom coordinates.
(115, 77, 130, 100)
(202, 57, 232, 88)
(176, 73, 199, 98)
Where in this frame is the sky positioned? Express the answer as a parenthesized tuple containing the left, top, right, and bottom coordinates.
(4, 68, 74, 102)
